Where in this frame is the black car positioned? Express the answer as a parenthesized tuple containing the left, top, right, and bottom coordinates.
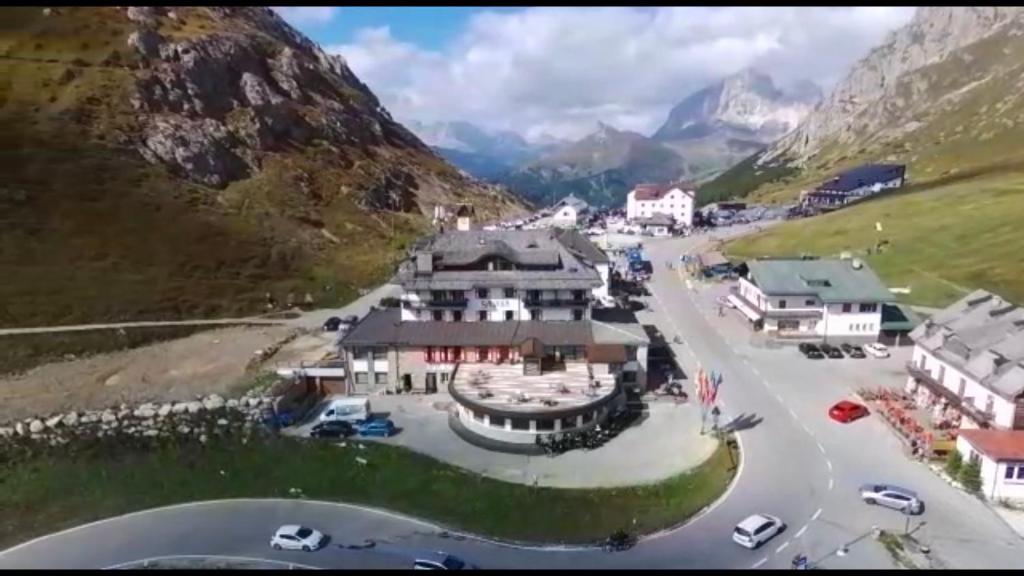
(322, 316, 343, 332)
(798, 343, 825, 359)
(820, 344, 845, 359)
(310, 420, 355, 439)
(841, 343, 866, 359)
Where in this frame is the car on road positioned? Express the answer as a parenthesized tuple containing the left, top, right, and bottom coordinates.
(841, 343, 866, 359)
(413, 552, 474, 570)
(341, 314, 359, 326)
(322, 316, 343, 332)
(732, 513, 785, 549)
(863, 343, 890, 358)
(310, 420, 355, 439)
(820, 344, 845, 359)
(798, 343, 825, 359)
(859, 484, 924, 514)
(828, 400, 869, 423)
(270, 525, 328, 551)
(356, 418, 396, 437)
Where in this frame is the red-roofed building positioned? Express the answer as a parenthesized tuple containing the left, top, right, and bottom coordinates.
(957, 429, 1024, 501)
(625, 182, 695, 228)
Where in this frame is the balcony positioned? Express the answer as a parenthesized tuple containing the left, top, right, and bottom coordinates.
(403, 297, 469, 309)
(523, 297, 591, 308)
(905, 362, 993, 427)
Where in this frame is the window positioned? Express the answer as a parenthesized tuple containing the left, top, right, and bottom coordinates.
(452, 310, 463, 322)
(477, 288, 488, 299)
(511, 418, 530, 431)
(938, 365, 946, 383)
(433, 310, 443, 321)
(505, 310, 514, 321)
(431, 290, 445, 301)
(504, 287, 515, 298)
(778, 299, 787, 309)
(531, 309, 543, 321)
(472, 410, 484, 422)
(1005, 465, 1016, 480)
(622, 371, 637, 383)
(626, 346, 637, 361)
(572, 290, 585, 301)
(842, 303, 853, 313)
(573, 309, 584, 321)
(478, 347, 490, 362)
(582, 411, 594, 424)
(958, 378, 967, 397)
(355, 372, 369, 385)
(860, 303, 878, 313)
(805, 299, 815, 306)
(371, 348, 386, 361)
(490, 416, 506, 428)
(374, 372, 388, 385)
(561, 416, 577, 430)
(536, 419, 555, 432)
(986, 395, 995, 415)
(479, 311, 488, 321)
(439, 372, 450, 384)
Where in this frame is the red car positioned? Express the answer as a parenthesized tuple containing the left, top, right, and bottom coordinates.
(828, 400, 869, 423)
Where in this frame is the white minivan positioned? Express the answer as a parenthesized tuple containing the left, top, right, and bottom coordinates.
(319, 397, 370, 423)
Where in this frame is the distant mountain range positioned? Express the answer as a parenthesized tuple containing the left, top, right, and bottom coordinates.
(407, 71, 820, 209)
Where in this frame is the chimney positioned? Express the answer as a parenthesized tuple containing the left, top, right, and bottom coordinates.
(416, 252, 433, 275)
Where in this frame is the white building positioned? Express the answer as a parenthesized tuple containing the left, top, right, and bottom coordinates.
(626, 182, 695, 228)
(549, 194, 590, 229)
(905, 290, 1024, 431)
(956, 429, 1024, 502)
(729, 258, 895, 341)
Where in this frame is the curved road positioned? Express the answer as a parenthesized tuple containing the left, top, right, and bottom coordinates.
(1, 228, 1021, 569)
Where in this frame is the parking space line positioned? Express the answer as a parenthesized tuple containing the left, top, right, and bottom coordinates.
(762, 379, 774, 390)
(788, 407, 799, 420)
(812, 508, 822, 521)
(826, 459, 833, 473)
(775, 541, 790, 554)
(816, 441, 827, 455)
(774, 393, 784, 403)
(794, 525, 808, 539)
(751, 558, 768, 569)
(801, 423, 813, 435)
(828, 477, 834, 491)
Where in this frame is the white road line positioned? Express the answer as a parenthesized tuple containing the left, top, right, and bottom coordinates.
(774, 393, 784, 403)
(826, 460, 833, 473)
(775, 541, 790, 554)
(794, 525, 808, 539)
(817, 442, 827, 455)
(811, 508, 822, 521)
(788, 407, 799, 420)
(801, 423, 813, 435)
(751, 558, 768, 569)
(828, 477, 835, 491)
(762, 379, 774, 390)
(749, 366, 761, 377)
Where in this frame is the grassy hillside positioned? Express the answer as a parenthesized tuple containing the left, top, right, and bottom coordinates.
(724, 174, 1024, 307)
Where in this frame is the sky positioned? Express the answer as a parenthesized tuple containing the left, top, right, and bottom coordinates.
(273, 6, 917, 143)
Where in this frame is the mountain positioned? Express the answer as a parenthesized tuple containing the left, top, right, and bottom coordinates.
(497, 123, 689, 208)
(653, 69, 820, 180)
(0, 6, 525, 327)
(704, 7, 1024, 203)
(407, 120, 564, 181)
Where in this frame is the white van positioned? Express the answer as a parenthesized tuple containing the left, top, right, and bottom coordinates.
(319, 397, 370, 423)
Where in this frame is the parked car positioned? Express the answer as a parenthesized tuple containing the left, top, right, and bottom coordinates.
(413, 552, 474, 570)
(732, 514, 785, 549)
(828, 400, 869, 423)
(322, 316, 342, 332)
(798, 343, 825, 359)
(820, 344, 845, 359)
(858, 484, 924, 514)
(840, 343, 866, 359)
(310, 420, 355, 439)
(863, 343, 890, 358)
(270, 525, 328, 551)
(356, 418, 396, 438)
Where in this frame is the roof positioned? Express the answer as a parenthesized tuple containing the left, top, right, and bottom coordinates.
(746, 258, 895, 304)
(553, 228, 610, 264)
(816, 164, 905, 193)
(737, 514, 774, 531)
(880, 303, 923, 332)
(958, 429, 1024, 461)
(698, 251, 730, 269)
(631, 182, 695, 201)
(634, 213, 675, 227)
(551, 194, 590, 212)
(586, 344, 628, 363)
(395, 229, 602, 291)
(591, 309, 651, 345)
(341, 308, 594, 347)
(909, 290, 1024, 401)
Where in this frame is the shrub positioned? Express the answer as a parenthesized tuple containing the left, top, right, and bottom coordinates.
(959, 458, 983, 495)
(944, 449, 963, 478)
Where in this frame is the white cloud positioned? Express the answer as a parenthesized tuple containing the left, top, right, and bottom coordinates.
(328, 7, 916, 142)
(273, 7, 339, 26)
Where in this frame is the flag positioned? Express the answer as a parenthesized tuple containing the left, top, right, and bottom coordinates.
(697, 369, 707, 405)
(709, 375, 721, 405)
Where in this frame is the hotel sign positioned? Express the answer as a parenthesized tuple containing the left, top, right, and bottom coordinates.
(481, 299, 517, 310)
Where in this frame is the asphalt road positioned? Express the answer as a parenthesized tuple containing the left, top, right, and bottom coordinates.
(1, 226, 1021, 570)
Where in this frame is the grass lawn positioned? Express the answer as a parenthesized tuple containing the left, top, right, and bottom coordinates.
(724, 173, 1024, 308)
(0, 326, 222, 376)
(0, 435, 738, 549)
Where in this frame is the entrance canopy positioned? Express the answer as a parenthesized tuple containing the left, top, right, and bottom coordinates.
(728, 293, 763, 322)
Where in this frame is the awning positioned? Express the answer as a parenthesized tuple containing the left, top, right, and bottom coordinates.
(728, 293, 762, 322)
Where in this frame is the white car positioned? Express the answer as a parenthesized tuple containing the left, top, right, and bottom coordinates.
(270, 525, 327, 552)
(413, 552, 472, 570)
(863, 343, 890, 358)
(732, 514, 785, 549)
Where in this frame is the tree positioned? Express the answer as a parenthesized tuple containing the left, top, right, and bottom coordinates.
(944, 449, 963, 479)
(959, 458, 983, 495)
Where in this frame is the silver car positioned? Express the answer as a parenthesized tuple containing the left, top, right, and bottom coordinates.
(859, 484, 924, 514)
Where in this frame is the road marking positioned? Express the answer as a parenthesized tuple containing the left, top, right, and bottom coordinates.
(812, 508, 822, 521)
(794, 525, 808, 539)
(828, 477, 835, 491)
(762, 379, 773, 390)
(775, 541, 790, 554)
(801, 423, 813, 435)
(774, 393, 784, 403)
(749, 366, 761, 377)
(751, 558, 768, 569)
(817, 442, 827, 455)
(788, 407, 799, 420)
(826, 459, 833, 473)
